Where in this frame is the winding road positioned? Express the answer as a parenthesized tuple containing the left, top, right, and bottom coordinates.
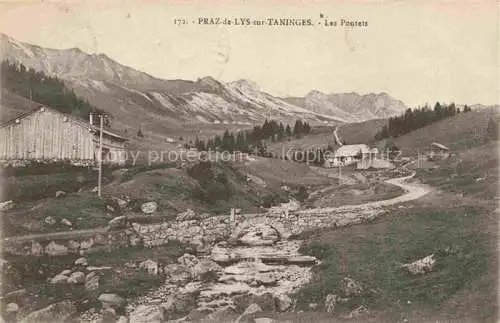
(298, 172, 432, 215)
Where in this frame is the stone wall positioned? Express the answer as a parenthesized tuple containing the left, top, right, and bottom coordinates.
(2, 207, 385, 257)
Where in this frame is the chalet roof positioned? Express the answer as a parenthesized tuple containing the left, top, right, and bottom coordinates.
(0, 105, 127, 142)
(430, 142, 449, 151)
(333, 144, 371, 158)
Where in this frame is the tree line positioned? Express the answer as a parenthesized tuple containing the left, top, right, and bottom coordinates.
(374, 102, 471, 140)
(191, 119, 312, 155)
(1, 60, 109, 127)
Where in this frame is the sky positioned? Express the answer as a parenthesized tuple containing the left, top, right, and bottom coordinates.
(0, 0, 498, 107)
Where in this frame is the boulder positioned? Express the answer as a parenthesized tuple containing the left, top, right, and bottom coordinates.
(5, 302, 19, 313)
(163, 264, 190, 283)
(61, 218, 72, 226)
(200, 306, 239, 323)
(340, 277, 363, 297)
(128, 305, 163, 323)
(177, 253, 199, 269)
(235, 303, 262, 323)
(18, 300, 76, 323)
(140, 202, 158, 214)
(234, 224, 279, 246)
(0, 200, 14, 211)
(44, 241, 69, 256)
(277, 294, 293, 312)
(44, 216, 56, 226)
(112, 197, 129, 209)
(67, 271, 85, 284)
(344, 305, 368, 319)
(190, 259, 222, 281)
(101, 307, 117, 323)
(176, 208, 197, 221)
(50, 274, 69, 284)
(74, 257, 88, 267)
(401, 254, 436, 275)
(160, 294, 196, 320)
(116, 316, 129, 323)
(60, 269, 72, 276)
(108, 216, 127, 229)
(98, 293, 126, 310)
(55, 190, 66, 198)
(139, 259, 159, 276)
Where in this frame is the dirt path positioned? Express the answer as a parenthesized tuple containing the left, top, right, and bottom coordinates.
(2, 227, 108, 243)
(299, 172, 432, 214)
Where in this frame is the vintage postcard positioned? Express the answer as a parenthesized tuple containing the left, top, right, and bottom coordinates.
(0, 0, 498, 322)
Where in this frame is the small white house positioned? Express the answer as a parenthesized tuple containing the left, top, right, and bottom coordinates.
(324, 144, 372, 168)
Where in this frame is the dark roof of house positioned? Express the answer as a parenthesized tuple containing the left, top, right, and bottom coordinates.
(0, 99, 126, 141)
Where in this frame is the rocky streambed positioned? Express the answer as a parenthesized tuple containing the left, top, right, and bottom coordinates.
(113, 224, 319, 322)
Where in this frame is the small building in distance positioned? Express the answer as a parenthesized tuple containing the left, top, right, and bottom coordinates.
(426, 142, 450, 161)
(0, 105, 127, 166)
(324, 144, 373, 168)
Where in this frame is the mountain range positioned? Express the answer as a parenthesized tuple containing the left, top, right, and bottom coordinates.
(0, 33, 409, 137)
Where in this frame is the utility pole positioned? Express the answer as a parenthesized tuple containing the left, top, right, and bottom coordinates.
(97, 114, 104, 198)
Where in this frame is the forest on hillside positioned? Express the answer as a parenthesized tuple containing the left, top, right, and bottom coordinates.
(374, 102, 472, 140)
(191, 119, 312, 156)
(1, 60, 109, 126)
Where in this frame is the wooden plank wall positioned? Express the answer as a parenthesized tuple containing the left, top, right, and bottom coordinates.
(0, 109, 95, 162)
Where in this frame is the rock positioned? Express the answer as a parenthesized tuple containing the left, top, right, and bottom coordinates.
(50, 274, 69, 284)
(176, 208, 197, 221)
(61, 218, 72, 226)
(344, 305, 368, 319)
(140, 201, 158, 214)
(163, 264, 190, 283)
(44, 241, 69, 256)
(85, 272, 100, 291)
(80, 238, 95, 250)
(277, 294, 293, 312)
(211, 244, 231, 263)
(190, 259, 222, 281)
(129, 305, 163, 323)
(234, 224, 280, 246)
(308, 303, 318, 310)
(67, 271, 85, 284)
(55, 190, 66, 198)
(112, 197, 129, 209)
(340, 277, 363, 297)
(44, 216, 56, 226)
(5, 302, 19, 313)
(108, 216, 127, 229)
(101, 307, 117, 323)
(0, 200, 14, 211)
(200, 306, 239, 323)
(75, 257, 88, 266)
(401, 254, 436, 275)
(177, 253, 199, 269)
(116, 316, 129, 323)
(160, 294, 196, 320)
(233, 293, 278, 313)
(139, 259, 159, 276)
(18, 300, 77, 323)
(235, 303, 262, 323)
(60, 269, 72, 276)
(98, 293, 126, 310)
(324, 294, 336, 313)
(31, 241, 43, 256)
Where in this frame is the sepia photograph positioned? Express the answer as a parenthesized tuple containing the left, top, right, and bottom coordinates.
(0, 0, 498, 322)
